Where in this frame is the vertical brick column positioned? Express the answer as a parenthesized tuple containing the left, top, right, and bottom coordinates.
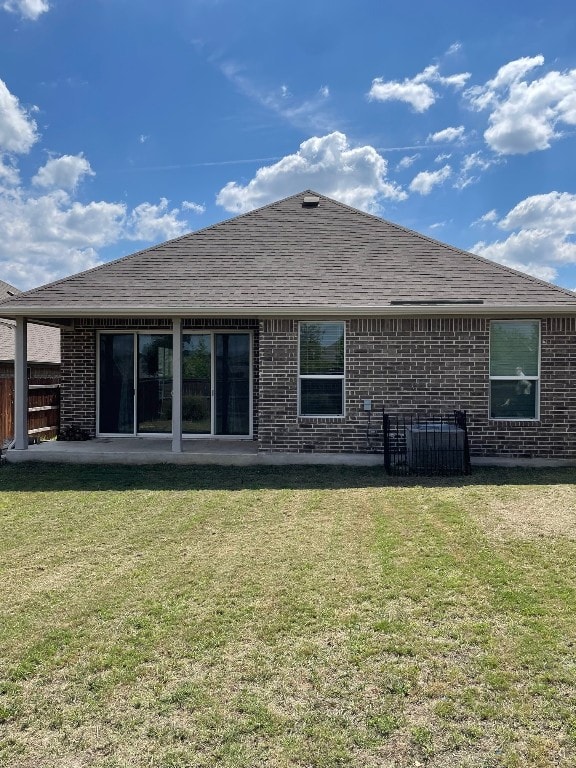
(60, 323, 96, 435)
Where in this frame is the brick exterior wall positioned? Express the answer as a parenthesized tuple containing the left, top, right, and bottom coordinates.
(257, 316, 576, 459)
(60, 314, 576, 459)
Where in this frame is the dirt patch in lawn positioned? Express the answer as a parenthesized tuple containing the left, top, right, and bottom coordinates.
(467, 484, 576, 540)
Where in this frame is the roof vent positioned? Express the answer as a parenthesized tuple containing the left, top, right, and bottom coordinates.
(390, 299, 485, 306)
(302, 195, 320, 208)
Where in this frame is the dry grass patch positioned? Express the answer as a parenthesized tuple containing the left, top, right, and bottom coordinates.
(0, 464, 575, 767)
(464, 482, 576, 541)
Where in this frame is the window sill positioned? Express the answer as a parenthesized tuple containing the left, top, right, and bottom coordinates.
(489, 417, 540, 423)
(298, 414, 346, 420)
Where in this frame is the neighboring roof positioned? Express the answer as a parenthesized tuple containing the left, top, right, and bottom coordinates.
(1, 190, 575, 318)
(0, 280, 20, 302)
(0, 281, 60, 364)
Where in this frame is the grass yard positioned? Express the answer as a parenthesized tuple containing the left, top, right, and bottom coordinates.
(1, 463, 575, 768)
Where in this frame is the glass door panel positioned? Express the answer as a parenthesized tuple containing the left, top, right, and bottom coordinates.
(215, 333, 250, 436)
(99, 334, 135, 433)
(137, 334, 173, 434)
(182, 334, 212, 434)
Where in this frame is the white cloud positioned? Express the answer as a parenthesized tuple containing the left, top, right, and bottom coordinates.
(446, 42, 462, 56)
(368, 64, 471, 112)
(220, 61, 333, 132)
(472, 231, 561, 283)
(498, 191, 576, 232)
(369, 78, 435, 112)
(472, 191, 576, 282)
(182, 200, 206, 214)
(0, 155, 20, 187)
(216, 131, 407, 214)
(0, 188, 125, 287)
(428, 125, 465, 143)
(127, 198, 188, 241)
(434, 152, 451, 163)
(409, 164, 452, 195)
(465, 55, 576, 154)
(0, 84, 191, 291)
(0, 186, 189, 288)
(2, 0, 48, 20)
(32, 153, 94, 191)
(472, 209, 499, 226)
(454, 151, 498, 189)
(139, 134, 148, 144)
(396, 153, 420, 170)
(0, 79, 190, 289)
(0, 79, 38, 154)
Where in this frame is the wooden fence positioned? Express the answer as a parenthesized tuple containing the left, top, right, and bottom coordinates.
(0, 378, 60, 446)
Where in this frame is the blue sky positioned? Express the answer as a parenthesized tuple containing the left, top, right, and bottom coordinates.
(1, 0, 575, 291)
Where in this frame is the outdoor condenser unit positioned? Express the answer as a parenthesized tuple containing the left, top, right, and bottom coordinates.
(405, 422, 466, 473)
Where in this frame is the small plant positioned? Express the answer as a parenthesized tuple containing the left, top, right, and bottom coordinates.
(57, 424, 91, 441)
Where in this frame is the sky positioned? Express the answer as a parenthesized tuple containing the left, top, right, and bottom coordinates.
(1, 0, 576, 292)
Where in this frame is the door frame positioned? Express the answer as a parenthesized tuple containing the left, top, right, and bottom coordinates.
(96, 329, 253, 439)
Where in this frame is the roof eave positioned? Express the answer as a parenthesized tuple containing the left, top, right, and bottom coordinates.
(3, 303, 576, 319)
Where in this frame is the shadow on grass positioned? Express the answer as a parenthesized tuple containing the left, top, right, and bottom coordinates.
(0, 461, 575, 492)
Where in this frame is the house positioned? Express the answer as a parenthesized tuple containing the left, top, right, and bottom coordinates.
(1, 189, 576, 465)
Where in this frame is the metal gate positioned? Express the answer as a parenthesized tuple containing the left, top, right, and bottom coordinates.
(383, 410, 471, 476)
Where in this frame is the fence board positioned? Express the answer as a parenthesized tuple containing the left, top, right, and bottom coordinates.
(0, 377, 60, 446)
(0, 378, 14, 445)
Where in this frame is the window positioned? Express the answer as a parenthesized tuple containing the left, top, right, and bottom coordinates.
(490, 320, 540, 419)
(299, 321, 345, 416)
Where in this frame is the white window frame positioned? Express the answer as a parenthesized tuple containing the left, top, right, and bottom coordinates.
(489, 319, 541, 421)
(298, 321, 346, 418)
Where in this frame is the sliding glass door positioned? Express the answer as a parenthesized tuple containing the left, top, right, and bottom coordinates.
(182, 334, 212, 434)
(99, 331, 251, 437)
(137, 334, 173, 433)
(99, 334, 134, 433)
(215, 333, 250, 435)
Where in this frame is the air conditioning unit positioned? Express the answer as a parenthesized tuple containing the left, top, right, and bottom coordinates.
(406, 422, 466, 473)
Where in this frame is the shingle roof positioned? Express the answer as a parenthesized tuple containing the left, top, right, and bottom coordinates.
(1, 190, 575, 316)
(0, 280, 20, 302)
(0, 320, 61, 364)
(0, 281, 60, 364)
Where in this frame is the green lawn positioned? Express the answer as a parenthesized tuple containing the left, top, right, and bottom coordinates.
(1, 463, 575, 767)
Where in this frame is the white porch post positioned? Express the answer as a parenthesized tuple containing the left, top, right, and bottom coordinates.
(14, 317, 28, 450)
(172, 317, 183, 453)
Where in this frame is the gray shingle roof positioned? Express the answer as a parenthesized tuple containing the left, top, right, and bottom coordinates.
(0, 280, 20, 302)
(0, 320, 61, 364)
(1, 190, 575, 316)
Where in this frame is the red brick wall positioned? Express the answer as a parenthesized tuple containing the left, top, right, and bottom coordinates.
(258, 316, 576, 459)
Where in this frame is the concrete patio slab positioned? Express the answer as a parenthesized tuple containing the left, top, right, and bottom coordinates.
(4, 437, 384, 466)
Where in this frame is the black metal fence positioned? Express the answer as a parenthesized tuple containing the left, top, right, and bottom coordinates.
(383, 410, 471, 476)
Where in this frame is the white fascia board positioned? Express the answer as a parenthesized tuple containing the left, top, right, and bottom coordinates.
(2, 303, 576, 319)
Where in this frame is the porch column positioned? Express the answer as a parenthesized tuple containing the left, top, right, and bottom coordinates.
(14, 317, 28, 450)
(172, 317, 183, 453)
